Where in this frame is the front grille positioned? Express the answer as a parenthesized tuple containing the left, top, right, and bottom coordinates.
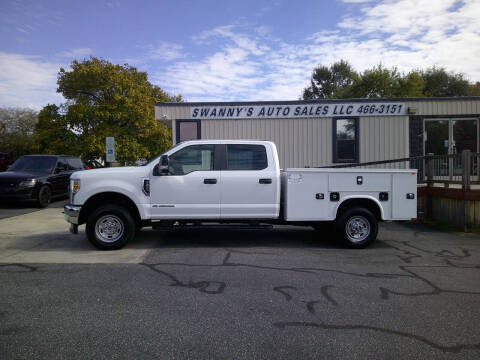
(0, 178, 20, 187)
(0, 183, 17, 194)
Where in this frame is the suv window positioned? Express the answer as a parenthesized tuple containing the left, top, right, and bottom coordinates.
(227, 144, 268, 170)
(169, 145, 214, 175)
(56, 158, 68, 171)
(67, 157, 83, 170)
(9, 156, 57, 173)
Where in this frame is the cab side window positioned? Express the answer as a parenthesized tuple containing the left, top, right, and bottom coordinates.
(168, 145, 215, 175)
(226, 144, 268, 170)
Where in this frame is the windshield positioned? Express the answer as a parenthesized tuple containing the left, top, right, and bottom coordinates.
(9, 156, 57, 173)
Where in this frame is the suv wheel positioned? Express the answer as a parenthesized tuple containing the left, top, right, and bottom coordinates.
(334, 207, 378, 248)
(37, 185, 52, 208)
(86, 205, 135, 250)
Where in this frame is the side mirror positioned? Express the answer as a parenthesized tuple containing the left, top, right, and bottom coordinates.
(158, 155, 169, 175)
(54, 167, 64, 174)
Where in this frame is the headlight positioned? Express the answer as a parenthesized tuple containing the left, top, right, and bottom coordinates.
(18, 179, 37, 188)
(71, 179, 80, 194)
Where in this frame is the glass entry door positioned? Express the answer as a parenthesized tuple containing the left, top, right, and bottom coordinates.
(424, 118, 478, 179)
(452, 119, 478, 154)
(425, 120, 449, 155)
(425, 119, 478, 155)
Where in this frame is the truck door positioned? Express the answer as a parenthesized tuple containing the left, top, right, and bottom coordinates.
(149, 144, 221, 219)
(220, 144, 278, 219)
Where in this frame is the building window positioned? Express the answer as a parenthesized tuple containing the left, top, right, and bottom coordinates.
(226, 144, 268, 170)
(333, 118, 359, 163)
(176, 120, 201, 143)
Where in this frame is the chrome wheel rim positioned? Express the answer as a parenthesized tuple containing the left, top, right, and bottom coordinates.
(346, 216, 370, 243)
(95, 215, 124, 243)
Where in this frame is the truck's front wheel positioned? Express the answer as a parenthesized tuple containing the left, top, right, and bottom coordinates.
(86, 205, 135, 250)
(335, 207, 378, 248)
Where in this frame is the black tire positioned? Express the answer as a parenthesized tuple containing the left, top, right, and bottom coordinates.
(334, 207, 378, 249)
(86, 205, 135, 250)
(37, 185, 52, 208)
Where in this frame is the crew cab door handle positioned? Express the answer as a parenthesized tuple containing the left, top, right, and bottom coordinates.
(259, 178, 272, 184)
(204, 178, 217, 184)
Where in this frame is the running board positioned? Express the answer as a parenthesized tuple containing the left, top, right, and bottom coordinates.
(152, 222, 273, 231)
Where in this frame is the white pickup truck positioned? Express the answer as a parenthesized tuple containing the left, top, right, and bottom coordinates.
(64, 140, 417, 249)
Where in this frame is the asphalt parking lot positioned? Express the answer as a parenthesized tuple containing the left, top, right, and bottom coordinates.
(0, 207, 479, 359)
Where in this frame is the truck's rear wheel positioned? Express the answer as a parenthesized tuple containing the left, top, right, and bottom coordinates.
(334, 207, 378, 248)
(86, 205, 135, 250)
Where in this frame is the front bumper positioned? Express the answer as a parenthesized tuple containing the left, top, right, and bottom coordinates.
(64, 204, 81, 225)
(0, 188, 36, 201)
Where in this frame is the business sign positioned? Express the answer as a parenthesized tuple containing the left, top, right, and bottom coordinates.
(106, 137, 115, 163)
(190, 103, 407, 119)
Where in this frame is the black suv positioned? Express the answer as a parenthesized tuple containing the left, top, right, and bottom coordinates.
(0, 155, 84, 207)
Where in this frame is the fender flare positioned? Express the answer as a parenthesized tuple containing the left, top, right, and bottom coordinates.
(334, 195, 385, 220)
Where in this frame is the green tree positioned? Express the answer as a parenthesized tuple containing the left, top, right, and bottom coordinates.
(0, 107, 38, 158)
(352, 65, 401, 98)
(303, 60, 359, 99)
(34, 104, 78, 155)
(395, 71, 425, 98)
(421, 67, 469, 97)
(35, 57, 179, 164)
(352, 66, 425, 98)
(468, 82, 480, 96)
(302, 61, 476, 100)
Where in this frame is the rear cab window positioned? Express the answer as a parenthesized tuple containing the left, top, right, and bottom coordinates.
(226, 144, 268, 170)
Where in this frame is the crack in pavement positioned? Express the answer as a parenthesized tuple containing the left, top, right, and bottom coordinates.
(140, 243, 480, 353)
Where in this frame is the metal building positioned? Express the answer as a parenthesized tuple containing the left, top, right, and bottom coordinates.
(155, 97, 480, 168)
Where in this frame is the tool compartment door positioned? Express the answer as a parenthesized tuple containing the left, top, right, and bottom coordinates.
(283, 171, 329, 221)
(392, 173, 417, 219)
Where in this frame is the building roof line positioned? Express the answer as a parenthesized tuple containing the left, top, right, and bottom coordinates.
(156, 96, 480, 107)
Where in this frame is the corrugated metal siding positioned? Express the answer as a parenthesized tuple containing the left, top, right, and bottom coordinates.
(407, 100, 480, 115)
(201, 118, 331, 169)
(155, 105, 190, 120)
(201, 116, 408, 168)
(156, 99, 480, 168)
(156, 105, 190, 145)
(360, 116, 409, 168)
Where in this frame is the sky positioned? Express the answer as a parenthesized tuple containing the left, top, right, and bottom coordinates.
(0, 0, 479, 109)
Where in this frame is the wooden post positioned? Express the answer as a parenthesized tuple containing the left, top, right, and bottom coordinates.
(462, 150, 471, 191)
(426, 153, 434, 187)
(425, 153, 434, 219)
(461, 150, 472, 232)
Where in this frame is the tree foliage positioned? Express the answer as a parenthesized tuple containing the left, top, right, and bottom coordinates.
(420, 67, 469, 97)
(303, 60, 476, 100)
(0, 107, 38, 159)
(468, 82, 480, 96)
(303, 60, 358, 99)
(35, 57, 180, 164)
